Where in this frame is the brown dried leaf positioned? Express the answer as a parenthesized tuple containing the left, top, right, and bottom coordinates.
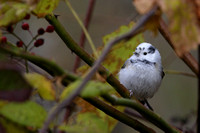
(133, 0, 200, 56)
(133, 0, 157, 14)
(160, 0, 200, 56)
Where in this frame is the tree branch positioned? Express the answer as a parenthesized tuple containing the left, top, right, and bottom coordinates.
(73, 0, 96, 72)
(158, 19, 199, 76)
(42, 7, 171, 132)
(198, 45, 200, 133)
(84, 97, 156, 133)
(0, 44, 154, 133)
(45, 14, 130, 98)
(45, 6, 159, 99)
(0, 44, 77, 84)
(102, 94, 180, 133)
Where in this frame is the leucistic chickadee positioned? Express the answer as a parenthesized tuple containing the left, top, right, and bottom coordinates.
(118, 42, 164, 110)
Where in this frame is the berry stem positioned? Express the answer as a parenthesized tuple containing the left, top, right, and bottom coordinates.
(10, 31, 29, 72)
(27, 34, 39, 48)
(11, 32, 27, 49)
(28, 30, 34, 38)
(28, 45, 35, 51)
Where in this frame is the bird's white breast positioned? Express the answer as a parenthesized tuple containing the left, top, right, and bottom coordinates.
(118, 61, 162, 100)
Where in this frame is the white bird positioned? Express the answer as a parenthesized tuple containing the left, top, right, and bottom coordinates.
(118, 42, 164, 110)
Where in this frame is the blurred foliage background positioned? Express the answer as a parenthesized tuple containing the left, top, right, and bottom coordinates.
(4, 0, 197, 132)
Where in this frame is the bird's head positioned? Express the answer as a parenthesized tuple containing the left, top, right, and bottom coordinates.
(132, 42, 161, 64)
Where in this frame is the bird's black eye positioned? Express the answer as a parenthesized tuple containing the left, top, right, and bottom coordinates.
(143, 52, 147, 55)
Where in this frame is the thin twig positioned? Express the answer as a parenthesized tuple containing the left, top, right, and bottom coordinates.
(11, 32, 27, 49)
(198, 45, 200, 133)
(73, 0, 96, 72)
(158, 19, 199, 76)
(41, 7, 159, 133)
(165, 70, 196, 78)
(65, 0, 98, 58)
(27, 34, 39, 48)
(11, 32, 30, 72)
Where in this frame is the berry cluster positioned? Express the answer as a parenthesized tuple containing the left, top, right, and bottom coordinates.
(1, 13, 55, 51)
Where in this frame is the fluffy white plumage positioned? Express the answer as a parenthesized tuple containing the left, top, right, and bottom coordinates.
(118, 42, 164, 101)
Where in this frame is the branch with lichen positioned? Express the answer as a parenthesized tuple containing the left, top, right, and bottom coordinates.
(101, 94, 180, 133)
(0, 44, 180, 133)
(0, 44, 155, 133)
(43, 8, 159, 132)
(45, 14, 130, 98)
(0, 6, 181, 132)
(44, 7, 179, 132)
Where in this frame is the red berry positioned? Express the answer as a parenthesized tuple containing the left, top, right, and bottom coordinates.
(1, 36, 7, 43)
(46, 25, 54, 33)
(37, 28, 45, 35)
(16, 41, 23, 47)
(7, 25, 13, 33)
(34, 38, 44, 47)
(24, 14, 30, 20)
(21, 23, 29, 30)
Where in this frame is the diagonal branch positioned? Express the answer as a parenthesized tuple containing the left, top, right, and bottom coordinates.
(158, 19, 199, 76)
(102, 94, 180, 133)
(0, 44, 155, 133)
(45, 14, 130, 98)
(84, 97, 156, 133)
(39, 7, 159, 132)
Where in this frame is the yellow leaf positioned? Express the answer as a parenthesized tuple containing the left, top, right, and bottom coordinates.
(33, 0, 59, 17)
(78, 22, 144, 76)
(0, 2, 29, 27)
(60, 80, 113, 100)
(25, 73, 56, 101)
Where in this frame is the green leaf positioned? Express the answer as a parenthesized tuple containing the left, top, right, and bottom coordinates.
(0, 62, 32, 101)
(0, 2, 29, 27)
(33, 0, 60, 17)
(25, 73, 56, 101)
(78, 22, 144, 76)
(102, 22, 144, 75)
(59, 112, 109, 133)
(0, 101, 47, 128)
(60, 80, 112, 100)
(76, 22, 141, 132)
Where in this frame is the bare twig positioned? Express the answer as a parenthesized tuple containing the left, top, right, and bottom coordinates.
(198, 45, 200, 133)
(165, 70, 196, 78)
(158, 19, 199, 76)
(65, 0, 98, 58)
(73, 0, 96, 72)
(41, 7, 159, 133)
